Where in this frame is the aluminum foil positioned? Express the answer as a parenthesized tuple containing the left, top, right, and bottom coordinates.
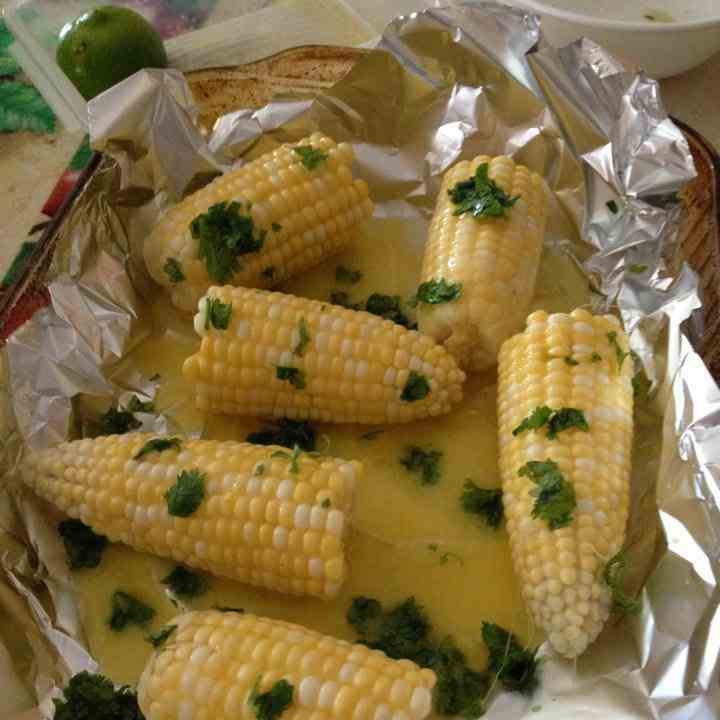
(2, 1, 719, 717)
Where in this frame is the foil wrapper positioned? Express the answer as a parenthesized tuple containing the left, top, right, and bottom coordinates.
(2, 2, 719, 717)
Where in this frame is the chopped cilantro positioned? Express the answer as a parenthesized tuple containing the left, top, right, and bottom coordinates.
(271, 222, 283, 232)
(293, 145, 328, 170)
(603, 550, 642, 615)
(149, 373, 161, 382)
(205, 297, 232, 330)
(261, 266, 276, 281)
(321, 498, 331, 509)
(590, 352, 602, 363)
(191, 201, 264, 283)
(360, 429, 384, 441)
(414, 279, 462, 305)
(606, 200, 619, 214)
(519, 460, 576, 530)
(427, 544, 464, 566)
(276, 366, 306, 389)
(336, 265, 363, 284)
(134, 436, 182, 460)
(460, 481, 504, 529)
(607, 331, 630, 370)
(482, 622, 538, 694)
(58, 519, 108, 569)
(272, 445, 304, 475)
(632, 364, 651, 401)
(512, 406, 552, 437)
(564, 355, 579, 366)
(108, 590, 155, 631)
(448, 163, 519, 219)
(52, 672, 143, 720)
(400, 446, 442, 485)
(430, 638, 489, 717)
(163, 257, 185, 283)
(293, 317, 310, 357)
(99, 407, 141, 436)
(161, 565, 207, 599)
(146, 624, 176, 648)
(165, 469, 205, 517)
(247, 418, 317, 451)
(512, 406, 589, 440)
(628, 264, 648, 274)
(254, 463, 265, 476)
(249, 678, 294, 720)
(401, 371, 430, 402)
(365, 293, 414, 328)
(125, 396, 155, 413)
(329, 290, 362, 309)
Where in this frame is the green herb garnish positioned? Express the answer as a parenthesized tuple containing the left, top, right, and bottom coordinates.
(247, 418, 317, 451)
(365, 293, 414, 328)
(108, 590, 155, 631)
(146, 624, 177, 648)
(414, 278, 462, 305)
(427, 544, 464, 566)
(276, 366, 306, 389)
(293, 317, 310, 357)
(400, 446, 442, 485)
(590, 352, 602, 363)
(165, 469, 205, 517)
(161, 565, 207, 599)
(293, 145, 328, 170)
(401, 371, 430, 402)
(336, 265, 363, 284)
(249, 678, 294, 720)
(52, 672, 143, 720)
(448, 163, 519, 219)
(321, 498, 331, 509)
(628, 263, 648, 274)
(512, 406, 589, 440)
(603, 549, 642, 615)
(606, 200, 619, 214)
(512, 406, 553, 436)
(272, 444, 304, 475)
(125, 396, 155, 413)
(271, 222, 283, 232)
(482, 622, 538, 694)
(134, 436, 182, 460)
(460, 481, 504, 529)
(261, 266, 276, 280)
(329, 290, 362, 310)
(58, 519, 108, 569)
(607, 331, 630, 370)
(360, 429, 384, 441)
(564, 355, 579, 366)
(163, 257, 185, 283)
(205, 296, 233, 330)
(99, 407, 141, 436)
(191, 201, 265, 283)
(519, 459, 576, 530)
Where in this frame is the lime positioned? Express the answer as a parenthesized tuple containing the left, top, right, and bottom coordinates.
(56, 6, 168, 101)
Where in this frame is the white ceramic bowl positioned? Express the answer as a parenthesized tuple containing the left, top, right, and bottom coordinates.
(514, 0, 720, 78)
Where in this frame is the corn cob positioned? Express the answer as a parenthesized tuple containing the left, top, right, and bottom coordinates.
(138, 610, 437, 720)
(20, 434, 359, 599)
(497, 308, 634, 658)
(183, 286, 466, 424)
(417, 155, 547, 372)
(144, 132, 373, 312)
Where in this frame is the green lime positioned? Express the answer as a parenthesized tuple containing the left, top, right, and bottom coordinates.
(56, 6, 168, 101)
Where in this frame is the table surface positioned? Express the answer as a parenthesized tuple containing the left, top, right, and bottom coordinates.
(1, 0, 719, 278)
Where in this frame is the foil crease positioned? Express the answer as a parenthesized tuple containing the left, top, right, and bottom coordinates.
(1, 2, 718, 718)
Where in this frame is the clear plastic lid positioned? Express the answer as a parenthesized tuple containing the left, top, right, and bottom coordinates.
(3, 0, 376, 131)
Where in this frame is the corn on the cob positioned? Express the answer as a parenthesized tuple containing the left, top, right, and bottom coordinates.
(20, 434, 360, 599)
(497, 308, 634, 658)
(183, 286, 466, 424)
(138, 610, 437, 720)
(144, 132, 373, 312)
(417, 155, 547, 372)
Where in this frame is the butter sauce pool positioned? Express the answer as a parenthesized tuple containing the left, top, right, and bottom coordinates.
(537, 0, 715, 23)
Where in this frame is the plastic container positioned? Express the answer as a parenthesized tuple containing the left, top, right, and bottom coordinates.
(3, 0, 376, 131)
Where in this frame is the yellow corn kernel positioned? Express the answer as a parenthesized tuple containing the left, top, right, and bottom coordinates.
(497, 308, 634, 657)
(183, 286, 465, 424)
(138, 610, 437, 720)
(144, 132, 373, 312)
(20, 434, 360, 599)
(418, 155, 548, 371)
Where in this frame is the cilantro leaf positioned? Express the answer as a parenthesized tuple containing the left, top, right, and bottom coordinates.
(400, 371, 430, 402)
(448, 163, 519, 219)
(400, 446, 442, 485)
(293, 145, 328, 170)
(125, 396, 155, 413)
(321, 498, 331, 508)
(603, 550, 642, 615)
(58, 519, 108, 569)
(519, 460, 576, 530)
(482, 622, 538, 694)
(276, 366, 306, 389)
(52, 672, 143, 720)
(564, 355, 579, 366)
(347, 597, 383, 635)
(293, 317, 310, 357)
(191, 201, 264, 283)
(607, 331, 630, 370)
(165, 469, 205, 517)
(99, 407, 141, 436)
(414, 279, 462, 305)
(247, 418, 317, 451)
(512, 406, 552, 437)
(606, 200, 619, 214)
(429, 638, 489, 717)
(163, 257, 185, 283)
(249, 678, 294, 720)
(134, 437, 182, 460)
(272, 445, 304, 474)
(512, 406, 589, 440)
(336, 265, 363, 284)
(108, 590, 155, 631)
(205, 297, 233, 330)
(271, 222, 283, 232)
(628, 264, 648, 274)
(161, 565, 208, 599)
(329, 290, 362, 310)
(590, 352, 602, 363)
(261, 266, 275, 281)
(460, 481, 504, 529)
(365, 293, 414, 328)
(146, 624, 176, 648)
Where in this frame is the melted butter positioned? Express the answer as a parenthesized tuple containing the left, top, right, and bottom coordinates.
(73, 217, 591, 687)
